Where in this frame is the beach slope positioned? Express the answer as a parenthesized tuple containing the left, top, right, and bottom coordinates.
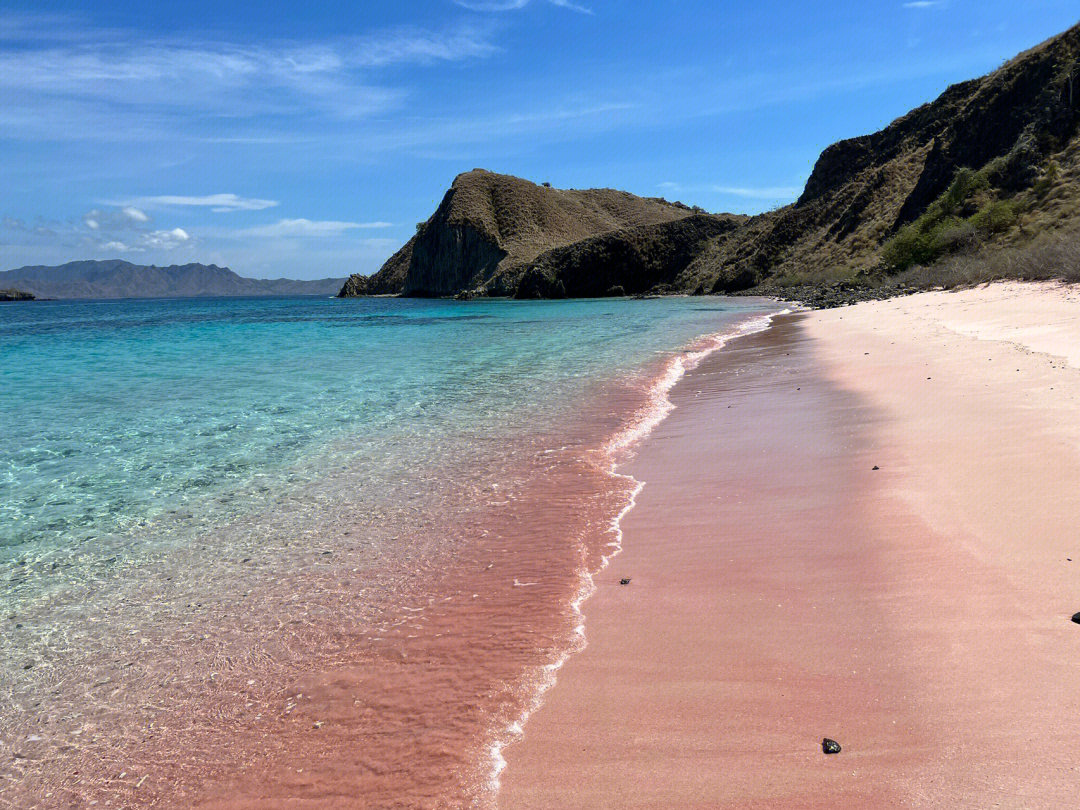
(499, 281, 1080, 808)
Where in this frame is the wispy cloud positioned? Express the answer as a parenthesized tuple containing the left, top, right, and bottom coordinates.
(0, 19, 498, 141)
(83, 206, 152, 231)
(548, 0, 595, 14)
(903, 1, 945, 8)
(237, 218, 393, 238)
(120, 194, 280, 212)
(659, 181, 803, 200)
(453, 0, 593, 14)
(710, 185, 803, 199)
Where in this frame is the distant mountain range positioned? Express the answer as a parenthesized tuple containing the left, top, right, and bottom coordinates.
(0, 260, 345, 300)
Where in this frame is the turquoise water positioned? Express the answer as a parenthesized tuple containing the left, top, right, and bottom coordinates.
(2, 294, 773, 561)
(1, 293, 779, 805)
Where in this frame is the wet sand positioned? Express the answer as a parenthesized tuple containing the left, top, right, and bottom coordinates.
(499, 282, 1080, 808)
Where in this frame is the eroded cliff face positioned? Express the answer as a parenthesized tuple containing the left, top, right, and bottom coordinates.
(515, 215, 746, 299)
(338, 169, 695, 298)
(403, 204, 508, 297)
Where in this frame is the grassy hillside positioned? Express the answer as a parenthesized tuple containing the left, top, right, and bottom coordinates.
(342, 22, 1080, 305)
(341, 169, 699, 297)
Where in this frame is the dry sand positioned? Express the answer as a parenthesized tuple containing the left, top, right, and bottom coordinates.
(498, 281, 1080, 808)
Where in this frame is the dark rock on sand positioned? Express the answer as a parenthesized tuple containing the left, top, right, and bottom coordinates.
(1070, 612, 1080, 624)
(619, 577, 632, 586)
(822, 738, 842, 754)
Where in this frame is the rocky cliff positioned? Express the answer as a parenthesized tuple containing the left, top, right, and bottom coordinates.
(515, 214, 747, 298)
(340, 169, 698, 298)
(341, 22, 1080, 301)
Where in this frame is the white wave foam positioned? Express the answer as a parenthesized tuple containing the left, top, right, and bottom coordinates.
(483, 307, 788, 801)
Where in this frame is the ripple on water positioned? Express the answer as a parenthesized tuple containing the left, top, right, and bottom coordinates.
(0, 294, 781, 807)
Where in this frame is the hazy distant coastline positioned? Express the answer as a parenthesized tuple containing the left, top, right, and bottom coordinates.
(0, 260, 345, 300)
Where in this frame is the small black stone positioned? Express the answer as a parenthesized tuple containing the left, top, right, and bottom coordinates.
(872, 466, 880, 471)
(1071, 613, 1080, 624)
(822, 738, 841, 755)
(619, 577, 632, 586)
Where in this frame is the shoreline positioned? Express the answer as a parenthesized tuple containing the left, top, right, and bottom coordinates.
(3, 297, 780, 809)
(498, 281, 1080, 807)
(485, 308, 789, 796)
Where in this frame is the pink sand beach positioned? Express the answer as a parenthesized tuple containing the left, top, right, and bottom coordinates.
(500, 281, 1080, 808)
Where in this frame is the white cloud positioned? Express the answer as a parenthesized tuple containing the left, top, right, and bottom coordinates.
(547, 0, 594, 13)
(710, 185, 803, 199)
(239, 218, 393, 238)
(82, 206, 152, 231)
(121, 205, 149, 222)
(903, 1, 945, 7)
(660, 182, 802, 200)
(59, 205, 193, 253)
(142, 228, 190, 249)
(348, 26, 500, 66)
(122, 193, 280, 212)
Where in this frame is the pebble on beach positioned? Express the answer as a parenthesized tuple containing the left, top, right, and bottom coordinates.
(822, 738, 842, 755)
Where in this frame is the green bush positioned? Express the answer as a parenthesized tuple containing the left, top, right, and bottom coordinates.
(969, 199, 1020, 234)
(881, 224, 935, 270)
(939, 167, 989, 216)
(881, 165, 1021, 271)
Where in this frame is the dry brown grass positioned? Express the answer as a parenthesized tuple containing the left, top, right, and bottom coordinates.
(896, 225, 1080, 288)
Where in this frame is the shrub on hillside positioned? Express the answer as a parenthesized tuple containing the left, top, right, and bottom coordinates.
(881, 165, 1023, 271)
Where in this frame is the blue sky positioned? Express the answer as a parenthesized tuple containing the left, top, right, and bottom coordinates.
(1, 1, 1077, 280)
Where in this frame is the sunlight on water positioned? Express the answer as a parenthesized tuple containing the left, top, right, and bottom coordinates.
(0, 293, 778, 806)
(1, 295, 770, 560)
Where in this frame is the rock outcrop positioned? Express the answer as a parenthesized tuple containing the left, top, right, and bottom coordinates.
(515, 214, 746, 298)
(340, 169, 697, 298)
(341, 23, 1080, 300)
(0, 288, 35, 301)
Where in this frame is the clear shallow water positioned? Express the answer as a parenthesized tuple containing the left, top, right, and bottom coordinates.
(2, 295, 771, 560)
(0, 294, 778, 807)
